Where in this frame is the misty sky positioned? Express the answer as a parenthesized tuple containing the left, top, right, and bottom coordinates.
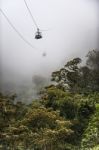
(0, 0, 98, 89)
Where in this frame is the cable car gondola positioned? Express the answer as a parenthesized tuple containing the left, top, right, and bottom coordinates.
(24, 0, 43, 39)
(35, 28, 42, 39)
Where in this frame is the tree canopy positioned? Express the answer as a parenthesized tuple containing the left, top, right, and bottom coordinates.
(0, 50, 99, 150)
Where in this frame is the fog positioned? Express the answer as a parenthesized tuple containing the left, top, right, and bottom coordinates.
(0, 0, 98, 101)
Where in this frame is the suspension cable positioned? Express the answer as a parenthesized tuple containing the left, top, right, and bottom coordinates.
(23, 0, 52, 34)
(23, 0, 38, 29)
(0, 8, 37, 50)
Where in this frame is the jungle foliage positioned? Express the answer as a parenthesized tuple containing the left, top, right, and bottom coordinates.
(0, 50, 99, 150)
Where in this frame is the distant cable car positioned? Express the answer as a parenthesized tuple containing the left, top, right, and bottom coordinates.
(35, 28, 42, 39)
(42, 52, 47, 57)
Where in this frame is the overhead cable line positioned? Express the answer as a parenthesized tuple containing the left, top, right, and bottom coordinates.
(23, 0, 38, 29)
(23, 0, 51, 32)
(23, 0, 52, 39)
(0, 8, 37, 50)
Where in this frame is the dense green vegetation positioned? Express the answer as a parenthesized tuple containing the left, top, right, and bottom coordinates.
(0, 50, 99, 149)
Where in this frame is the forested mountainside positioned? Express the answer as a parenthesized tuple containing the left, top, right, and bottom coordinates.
(0, 50, 99, 150)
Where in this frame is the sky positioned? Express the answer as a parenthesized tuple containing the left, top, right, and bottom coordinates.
(0, 0, 98, 95)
